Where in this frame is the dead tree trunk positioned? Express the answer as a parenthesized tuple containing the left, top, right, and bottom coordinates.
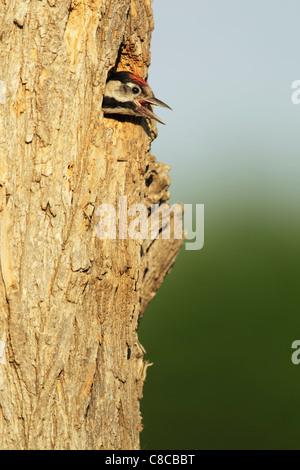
(0, 0, 182, 450)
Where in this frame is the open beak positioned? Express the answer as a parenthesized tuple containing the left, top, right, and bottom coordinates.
(134, 97, 172, 125)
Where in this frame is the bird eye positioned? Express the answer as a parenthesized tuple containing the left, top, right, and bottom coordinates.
(132, 87, 140, 94)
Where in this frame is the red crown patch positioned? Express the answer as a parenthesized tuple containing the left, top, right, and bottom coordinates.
(129, 73, 149, 87)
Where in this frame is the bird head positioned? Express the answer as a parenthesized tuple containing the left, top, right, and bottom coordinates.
(102, 71, 172, 125)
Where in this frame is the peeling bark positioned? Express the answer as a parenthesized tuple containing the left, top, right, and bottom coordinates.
(0, 0, 182, 450)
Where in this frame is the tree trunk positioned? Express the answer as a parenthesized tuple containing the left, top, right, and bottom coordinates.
(0, 0, 182, 450)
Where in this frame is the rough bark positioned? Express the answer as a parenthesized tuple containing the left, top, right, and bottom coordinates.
(0, 0, 183, 450)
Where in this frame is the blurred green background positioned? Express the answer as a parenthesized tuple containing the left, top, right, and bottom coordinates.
(138, 0, 300, 450)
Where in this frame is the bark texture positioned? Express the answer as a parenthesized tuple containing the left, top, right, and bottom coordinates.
(0, 0, 183, 450)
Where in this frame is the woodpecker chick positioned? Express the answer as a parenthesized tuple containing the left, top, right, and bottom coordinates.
(102, 71, 172, 125)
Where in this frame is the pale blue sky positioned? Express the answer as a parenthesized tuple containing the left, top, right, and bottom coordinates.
(148, 0, 300, 207)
